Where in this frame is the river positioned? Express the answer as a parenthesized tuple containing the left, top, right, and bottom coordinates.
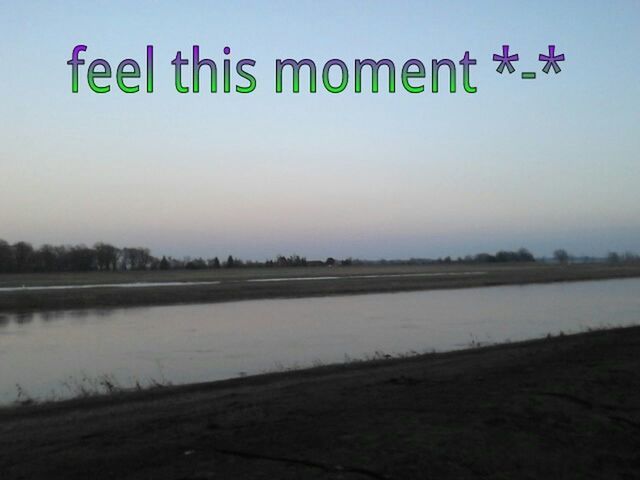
(0, 278, 638, 404)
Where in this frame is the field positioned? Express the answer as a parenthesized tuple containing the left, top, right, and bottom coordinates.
(1, 325, 639, 479)
(1, 262, 640, 313)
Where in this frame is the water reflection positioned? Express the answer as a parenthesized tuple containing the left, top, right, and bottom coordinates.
(14, 312, 34, 325)
(39, 310, 69, 323)
(0, 308, 118, 328)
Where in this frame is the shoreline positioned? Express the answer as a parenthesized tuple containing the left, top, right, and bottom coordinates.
(1, 325, 639, 478)
(0, 324, 635, 415)
(1, 263, 640, 313)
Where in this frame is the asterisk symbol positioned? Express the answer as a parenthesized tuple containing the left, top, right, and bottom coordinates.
(493, 45, 519, 74)
(539, 45, 565, 73)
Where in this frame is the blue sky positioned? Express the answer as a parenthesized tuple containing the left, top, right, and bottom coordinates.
(1, 1, 639, 259)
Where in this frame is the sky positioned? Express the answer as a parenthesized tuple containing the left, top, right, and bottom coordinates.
(0, 1, 639, 260)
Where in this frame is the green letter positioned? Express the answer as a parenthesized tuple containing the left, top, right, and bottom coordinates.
(275, 59, 316, 93)
(116, 59, 141, 93)
(459, 51, 477, 93)
(192, 45, 216, 93)
(87, 59, 111, 94)
(354, 59, 395, 93)
(401, 59, 425, 93)
(171, 51, 189, 93)
(236, 59, 257, 93)
(146, 45, 154, 93)
(431, 59, 456, 93)
(322, 59, 348, 93)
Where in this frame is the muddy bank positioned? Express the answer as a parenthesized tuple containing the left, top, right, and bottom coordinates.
(2, 263, 640, 313)
(1, 325, 639, 479)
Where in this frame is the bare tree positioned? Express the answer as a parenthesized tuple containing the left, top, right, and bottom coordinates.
(13, 241, 35, 272)
(95, 243, 119, 271)
(553, 249, 570, 265)
(0, 239, 15, 272)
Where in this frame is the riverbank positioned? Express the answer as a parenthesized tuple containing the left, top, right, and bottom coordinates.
(2, 263, 640, 313)
(1, 325, 639, 479)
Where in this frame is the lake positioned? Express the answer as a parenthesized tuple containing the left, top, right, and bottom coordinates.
(0, 277, 638, 405)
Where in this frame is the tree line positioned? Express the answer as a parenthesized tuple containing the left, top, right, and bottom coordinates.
(0, 239, 637, 274)
(355, 248, 536, 265)
(0, 240, 155, 273)
(550, 249, 639, 265)
(0, 240, 323, 273)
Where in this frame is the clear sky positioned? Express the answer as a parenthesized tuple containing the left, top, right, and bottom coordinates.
(1, 1, 639, 260)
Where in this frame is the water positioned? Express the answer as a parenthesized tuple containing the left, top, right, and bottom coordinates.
(0, 278, 638, 404)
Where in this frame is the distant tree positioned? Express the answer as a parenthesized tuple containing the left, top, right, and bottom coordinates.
(0, 239, 16, 273)
(94, 243, 119, 271)
(517, 248, 535, 262)
(120, 248, 133, 270)
(553, 249, 570, 265)
(166, 257, 183, 269)
(495, 249, 535, 263)
(607, 252, 620, 264)
(208, 257, 221, 269)
(13, 241, 35, 272)
(186, 258, 207, 270)
(325, 257, 336, 266)
(225, 255, 235, 268)
(474, 253, 496, 263)
(286, 254, 307, 267)
(341, 257, 353, 266)
(66, 245, 97, 271)
(34, 245, 58, 272)
(52, 246, 68, 270)
(121, 247, 152, 270)
(159, 256, 170, 270)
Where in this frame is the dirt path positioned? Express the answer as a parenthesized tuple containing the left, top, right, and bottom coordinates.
(1, 326, 639, 479)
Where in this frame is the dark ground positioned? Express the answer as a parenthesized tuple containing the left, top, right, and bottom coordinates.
(2, 263, 640, 313)
(1, 326, 639, 479)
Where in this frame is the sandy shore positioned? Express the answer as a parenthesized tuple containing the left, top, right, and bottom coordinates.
(1, 325, 639, 479)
